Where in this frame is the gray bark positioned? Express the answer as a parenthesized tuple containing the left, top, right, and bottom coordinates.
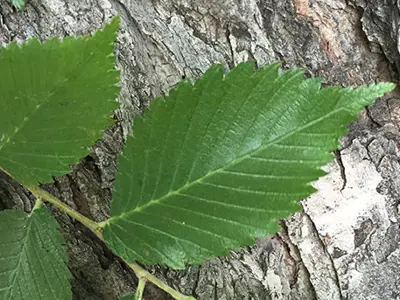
(1, 0, 400, 299)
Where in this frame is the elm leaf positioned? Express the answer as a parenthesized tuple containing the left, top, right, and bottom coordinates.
(0, 17, 120, 184)
(0, 208, 71, 299)
(104, 62, 395, 268)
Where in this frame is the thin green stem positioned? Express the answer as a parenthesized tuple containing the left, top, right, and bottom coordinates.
(26, 184, 104, 240)
(32, 197, 43, 210)
(25, 184, 196, 300)
(135, 277, 146, 300)
(127, 262, 195, 300)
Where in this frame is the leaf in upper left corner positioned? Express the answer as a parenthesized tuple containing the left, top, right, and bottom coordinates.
(0, 17, 120, 185)
(0, 207, 71, 300)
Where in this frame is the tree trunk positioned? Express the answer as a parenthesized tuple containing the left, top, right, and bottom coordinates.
(1, 0, 399, 299)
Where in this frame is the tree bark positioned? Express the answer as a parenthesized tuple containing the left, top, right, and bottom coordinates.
(1, 0, 399, 299)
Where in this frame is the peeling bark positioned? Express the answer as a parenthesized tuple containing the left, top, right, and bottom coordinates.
(1, 0, 399, 299)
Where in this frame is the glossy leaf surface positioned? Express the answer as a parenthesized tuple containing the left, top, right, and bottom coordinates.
(0, 208, 71, 299)
(104, 62, 394, 268)
(0, 17, 120, 184)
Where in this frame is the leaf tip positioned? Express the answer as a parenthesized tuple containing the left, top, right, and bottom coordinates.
(109, 15, 121, 30)
(12, 0, 25, 9)
(380, 81, 396, 94)
(96, 15, 120, 44)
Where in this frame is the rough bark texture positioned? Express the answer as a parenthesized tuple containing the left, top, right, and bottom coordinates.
(1, 0, 400, 299)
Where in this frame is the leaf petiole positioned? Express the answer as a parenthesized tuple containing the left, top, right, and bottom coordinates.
(26, 184, 104, 240)
(127, 261, 196, 300)
(135, 277, 146, 300)
(32, 197, 43, 210)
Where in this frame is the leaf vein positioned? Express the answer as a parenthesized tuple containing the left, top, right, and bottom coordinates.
(177, 192, 269, 212)
(157, 202, 260, 232)
(113, 222, 180, 267)
(121, 214, 212, 255)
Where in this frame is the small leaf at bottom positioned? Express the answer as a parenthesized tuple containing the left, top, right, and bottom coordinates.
(0, 208, 71, 300)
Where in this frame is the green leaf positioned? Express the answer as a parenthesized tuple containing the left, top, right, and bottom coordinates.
(0, 17, 120, 185)
(120, 294, 136, 300)
(11, 0, 25, 9)
(0, 207, 71, 299)
(104, 62, 395, 268)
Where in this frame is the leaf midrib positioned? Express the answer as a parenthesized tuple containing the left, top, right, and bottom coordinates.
(108, 104, 350, 224)
(7, 213, 33, 299)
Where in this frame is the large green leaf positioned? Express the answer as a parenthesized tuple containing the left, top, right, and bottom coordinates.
(0, 207, 71, 299)
(104, 62, 394, 268)
(0, 17, 120, 185)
